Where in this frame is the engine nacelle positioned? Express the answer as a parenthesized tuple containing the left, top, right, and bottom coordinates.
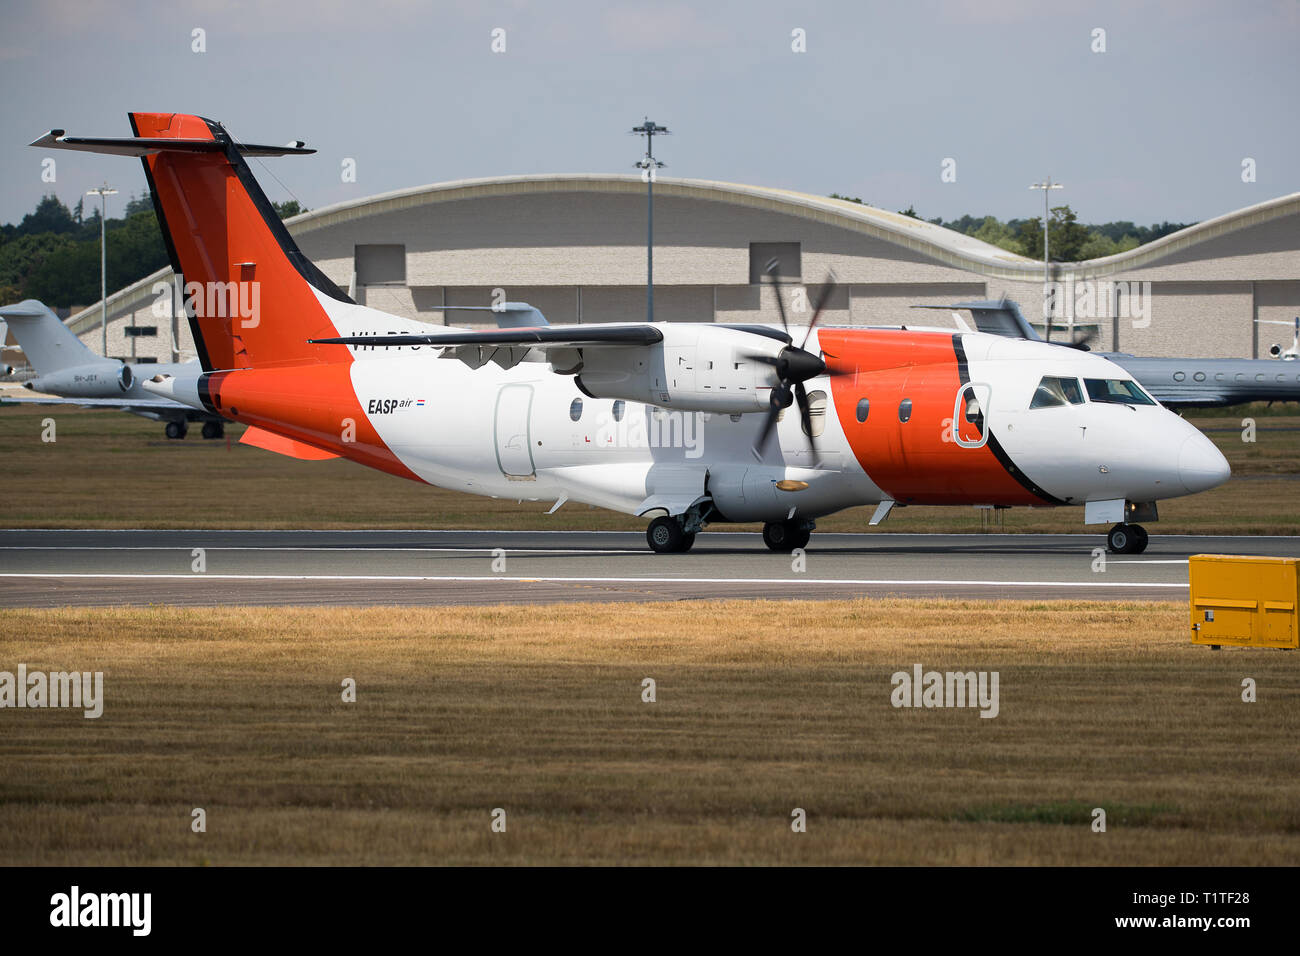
(575, 325, 786, 414)
(28, 362, 132, 397)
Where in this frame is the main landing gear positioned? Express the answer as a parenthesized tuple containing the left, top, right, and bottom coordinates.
(762, 519, 813, 553)
(201, 421, 225, 440)
(164, 420, 188, 440)
(1106, 522, 1149, 555)
(646, 515, 697, 554)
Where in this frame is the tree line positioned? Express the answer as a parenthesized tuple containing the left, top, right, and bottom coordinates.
(0, 195, 305, 310)
(830, 194, 1193, 262)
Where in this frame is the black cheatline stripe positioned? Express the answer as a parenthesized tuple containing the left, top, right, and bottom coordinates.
(951, 333, 1066, 506)
(196, 371, 225, 417)
(130, 114, 213, 373)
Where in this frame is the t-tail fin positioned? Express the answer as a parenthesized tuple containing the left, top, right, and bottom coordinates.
(0, 299, 99, 373)
(34, 114, 355, 372)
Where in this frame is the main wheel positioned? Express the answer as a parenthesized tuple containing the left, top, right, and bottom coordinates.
(763, 520, 811, 553)
(165, 421, 187, 440)
(1130, 524, 1149, 554)
(201, 421, 224, 440)
(646, 516, 685, 554)
(1106, 523, 1145, 555)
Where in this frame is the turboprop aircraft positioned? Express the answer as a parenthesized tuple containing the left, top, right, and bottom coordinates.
(31, 113, 1231, 555)
(0, 299, 227, 439)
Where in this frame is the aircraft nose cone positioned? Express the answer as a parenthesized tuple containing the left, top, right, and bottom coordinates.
(1178, 432, 1230, 494)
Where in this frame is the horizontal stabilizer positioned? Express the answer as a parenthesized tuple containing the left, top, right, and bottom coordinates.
(30, 130, 314, 158)
(239, 425, 340, 460)
(440, 303, 549, 329)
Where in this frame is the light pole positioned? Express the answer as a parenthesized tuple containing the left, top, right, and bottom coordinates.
(632, 118, 668, 323)
(86, 184, 117, 357)
(1029, 178, 1063, 340)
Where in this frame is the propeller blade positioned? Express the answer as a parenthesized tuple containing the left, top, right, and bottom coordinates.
(751, 402, 781, 460)
(794, 380, 820, 464)
(766, 257, 790, 336)
(800, 274, 838, 351)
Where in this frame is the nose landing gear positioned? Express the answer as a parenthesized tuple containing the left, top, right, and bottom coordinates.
(1106, 522, 1149, 555)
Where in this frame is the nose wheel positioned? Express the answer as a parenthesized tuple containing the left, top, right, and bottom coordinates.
(1107, 523, 1149, 555)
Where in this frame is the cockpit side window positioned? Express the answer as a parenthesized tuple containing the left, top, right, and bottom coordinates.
(1084, 378, 1157, 406)
(1029, 375, 1085, 409)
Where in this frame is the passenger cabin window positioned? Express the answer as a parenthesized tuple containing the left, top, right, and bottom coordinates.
(569, 398, 584, 421)
(1083, 378, 1156, 406)
(612, 399, 626, 422)
(856, 398, 870, 423)
(898, 398, 912, 423)
(1029, 376, 1084, 408)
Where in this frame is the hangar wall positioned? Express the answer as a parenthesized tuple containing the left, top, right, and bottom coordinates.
(50, 176, 1300, 368)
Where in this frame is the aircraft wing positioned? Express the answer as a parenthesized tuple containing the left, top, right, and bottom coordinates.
(0, 393, 187, 413)
(309, 323, 665, 371)
(310, 324, 663, 349)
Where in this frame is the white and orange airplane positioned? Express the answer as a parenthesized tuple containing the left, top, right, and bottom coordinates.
(31, 113, 1230, 555)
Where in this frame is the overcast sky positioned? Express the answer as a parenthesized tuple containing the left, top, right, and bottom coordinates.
(1, 0, 1297, 228)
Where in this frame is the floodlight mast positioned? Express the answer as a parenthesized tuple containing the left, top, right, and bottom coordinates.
(1029, 178, 1064, 341)
(86, 183, 118, 357)
(632, 119, 669, 323)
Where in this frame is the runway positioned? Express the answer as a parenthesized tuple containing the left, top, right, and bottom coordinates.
(2, 528, 1296, 607)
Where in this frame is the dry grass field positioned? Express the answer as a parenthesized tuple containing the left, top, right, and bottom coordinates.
(0, 401, 1296, 534)
(1, 600, 1296, 865)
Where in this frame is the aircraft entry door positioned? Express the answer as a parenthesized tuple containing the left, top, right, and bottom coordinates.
(494, 384, 536, 478)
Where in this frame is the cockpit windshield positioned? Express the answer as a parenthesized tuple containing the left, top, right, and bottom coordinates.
(1083, 378, 1157, 406)
(1029, 376, 1085, 408)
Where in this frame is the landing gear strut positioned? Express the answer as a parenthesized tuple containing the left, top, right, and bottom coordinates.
(201, 421, 224, 440)
(763, 519, 812, 553)
(646, 516, 696, 554)
(164, 420, 188, 440)
(1106, 522, 1149, 555)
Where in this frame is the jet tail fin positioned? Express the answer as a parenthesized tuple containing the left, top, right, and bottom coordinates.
(0, 300, 99, 373)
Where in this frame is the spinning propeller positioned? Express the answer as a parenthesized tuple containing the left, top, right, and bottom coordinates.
(746, 260, 838, 461)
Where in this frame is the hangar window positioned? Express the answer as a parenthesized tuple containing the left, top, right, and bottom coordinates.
(1172, 371, 1185, 382)
(124, 326, 157, 337)
(1030, 376, 1084, 408)
(612, 399, 626, 422)
(354, 244, 406, 285)
(569, 398, 583, 422)
(801, 390, 828, 438)
(749, 242, 801, 284)
(1083, 378, 1156, 406)
(856, 398, 870, 422)
(898, 398, 913, 423)
(1193, 371, 1206, 382)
